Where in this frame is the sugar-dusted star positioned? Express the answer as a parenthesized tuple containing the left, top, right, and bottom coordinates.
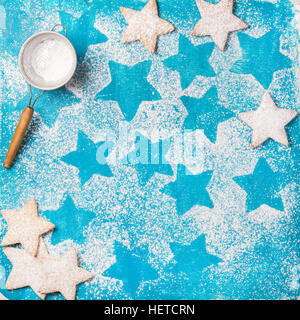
(239, 92, 298, 148)
(59, 7, 108, 61)
(103, 242, 158, 297)
(230, 30, 292, 89)
(3, 239, 50, 300)
(181, 86, 234, 143)
(233, 158, 286, 212)
(124, 132, 173, 185)
(43, 195, 96, 245)
(38, 247, 94, 300)
(161, 165, 214, 215)
(95, 61, 161, 121)
(170, 234, 222, 274)
(61, 131, 113, 185)
(164, 35, 215, 89)
(120, 0, 175, 53)
(1, 199, 55, 257)
(192, 0, 248, 51)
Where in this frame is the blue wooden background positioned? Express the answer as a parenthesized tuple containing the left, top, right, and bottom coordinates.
(0, 0, 299, 300)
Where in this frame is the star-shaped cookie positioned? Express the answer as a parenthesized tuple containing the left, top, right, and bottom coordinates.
(0, 293, 8, 300)
(38, 247, 94, 300)
(192, 0, 248, 51)
(239, 92, 298, 148)
(4, 241, 93, 300)
(3, 239, 50, 300)
(120, 0, 175, 53)
(1, 199, 55, 256)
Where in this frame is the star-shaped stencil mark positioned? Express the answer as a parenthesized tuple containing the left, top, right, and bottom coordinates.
(95, 61, 161, 121)
(43, 196, 96, 245)
(16, 87, 80, 128)
(181, 86, 234, 143)
(124, 132, 173, 185)
(170, 234, 222, 274)
(61, 131, 113, 185)
(238, 91, 298, 148)
(161, 165, 214, 215)
(230, 29, 292, 89)
(59, 8, 107, 61)
(233, 158, 287, 212)
(164, 35, 216, 90)
(120, 0, 175, 53)
(103, 242, 158, 297)
(192, 0, 248, 51)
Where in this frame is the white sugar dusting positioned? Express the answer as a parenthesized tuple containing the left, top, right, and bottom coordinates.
(292, 0, 300, 96)
(0, 52, 27, 102)
(0, 0, 299, 299)
(30, 39, 74, 82)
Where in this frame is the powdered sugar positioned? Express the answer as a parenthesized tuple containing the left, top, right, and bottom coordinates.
(31, 39, 74, 83)
(0, 0, 299, 300)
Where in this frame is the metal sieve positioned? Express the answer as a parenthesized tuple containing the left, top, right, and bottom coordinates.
(3, 24, 77, 169)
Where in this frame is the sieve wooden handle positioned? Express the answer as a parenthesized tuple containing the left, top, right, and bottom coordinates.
(3, 107, 34, 169)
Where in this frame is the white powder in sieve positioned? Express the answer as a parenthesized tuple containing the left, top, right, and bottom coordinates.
(31, 39, 74, 82)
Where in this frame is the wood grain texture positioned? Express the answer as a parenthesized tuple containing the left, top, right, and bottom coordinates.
(3, 107, 34, 169)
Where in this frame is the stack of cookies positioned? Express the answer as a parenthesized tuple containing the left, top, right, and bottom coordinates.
(0, 198, 93, 300)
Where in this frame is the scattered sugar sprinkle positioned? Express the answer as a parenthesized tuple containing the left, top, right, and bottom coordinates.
(0, 0, 299, 299)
